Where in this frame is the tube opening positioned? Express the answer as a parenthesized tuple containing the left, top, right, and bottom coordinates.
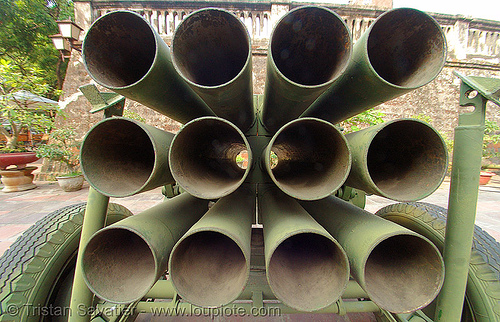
(83, 11, 156, 88)
(170, 117, 251, 199)
(364, 234, 444, 313)
(170, 231, 248, 307)
(81, 119, 155, 197)
(236, 150, 249, 169)
(268, 233, 349, 311)
(271, 6, 351, 86)
(172, 9, 249, 86)
(367, 120, 447, 201)
(82, 228, 157, 303)
(367, 8, 445, 88)
(268, 118, 350, 200)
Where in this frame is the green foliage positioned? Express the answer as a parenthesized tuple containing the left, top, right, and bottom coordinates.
(0, 0, 74, 93)
(483, 120, 500, 160)
(340, 109, 386, 133)
(36, 127, 80, 174)
(123, 109, 146, 123)
(235, 154, 245, 163)
(0, 147, 29, 153)
(0, 59, 61, 150)
(441, 134, 454, 159)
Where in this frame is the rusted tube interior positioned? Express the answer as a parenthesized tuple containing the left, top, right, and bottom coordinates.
(267, 233, 349, 312)
(367, 8, 446, 88)
(169, 117, 251, 199)
(170, 231, 248, 307)
(82, 228, 156, 303)
(267, 118, 350, 200)
(83, 11, 156, 88)
(364, 234, 444, 313)
(367, 120, 447, 200)
(172, 9, 249, 87)
(271, 6, 351, 86)
(81, 119, 157, 197)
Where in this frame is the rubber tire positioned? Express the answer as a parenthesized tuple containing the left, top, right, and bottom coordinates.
(0, 202, 133, 322)
(375, 202, 500, 322)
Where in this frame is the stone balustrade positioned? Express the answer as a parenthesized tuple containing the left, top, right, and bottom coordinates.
(76, 0, 500, 67)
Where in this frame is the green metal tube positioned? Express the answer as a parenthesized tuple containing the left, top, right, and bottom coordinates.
(244, 135, 273, 185)
(80, 117, 175, 197)
(262, 117, 351, 200)
(299, 196, 444, 314)
(81, 193, 209, 304)
(82, 11, 214, 124)
(434, 84, 487, 321)
(345, 119, 448, 201)
(169, 116, 252, 199)
(301, 8, 446, 124)
(169, 186, 255, 307)
(69, 188, 109, 322)
(145, 280, 177, 300)
(261, 6, 352, 132)
(172, 8, 255, 132)
(259, 186, 349, 312)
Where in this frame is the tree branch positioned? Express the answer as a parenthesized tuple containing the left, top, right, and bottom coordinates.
(0, 125, 10, 139)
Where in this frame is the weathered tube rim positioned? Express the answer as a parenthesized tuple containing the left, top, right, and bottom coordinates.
(82, 227, 158, 304)
(267, 232, 350, 312)
(269, 5, 352, 88)
(80, 117, 163, 197)
(172, 8, 251, 89)
(169, 116, 252, 199)
(363, 233, 445, 313)
(169, 230, 249, 307)
(264, 117, 351, 200)
(365, 7, 446, 89)
(82, 10, 160, 90)
(364, 119, 448, 201)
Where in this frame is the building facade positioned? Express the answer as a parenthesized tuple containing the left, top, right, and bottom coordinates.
(60, 0, 500, 139)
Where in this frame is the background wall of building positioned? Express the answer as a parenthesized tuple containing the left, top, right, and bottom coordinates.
(60, 0, 500, 139)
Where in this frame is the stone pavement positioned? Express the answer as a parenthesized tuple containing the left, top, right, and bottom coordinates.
(0, 181, 165, 256)
(0, 176, 499, 257)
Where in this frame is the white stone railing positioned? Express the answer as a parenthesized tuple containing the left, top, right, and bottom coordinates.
(95, 8, 272, 40)
(467, 28, 500, 59)
(90, 3, 500, 65)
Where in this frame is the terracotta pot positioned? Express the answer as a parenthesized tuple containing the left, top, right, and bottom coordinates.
(56, 174, 85, 192)
(479, 171, 495, 185)
(0, 166, 37, 192)
(0, 152, 39, 170)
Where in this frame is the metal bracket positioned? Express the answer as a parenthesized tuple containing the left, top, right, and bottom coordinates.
(168, 293, 182, 316)
(251, 290, 264, 309)
(335, 299, 347, 316)
(434, 73, 500, 321)
(79, 84, 125, 118)
(455, 72, 500, 108)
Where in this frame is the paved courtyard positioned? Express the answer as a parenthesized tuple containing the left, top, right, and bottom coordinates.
(0, 175, 499, 256)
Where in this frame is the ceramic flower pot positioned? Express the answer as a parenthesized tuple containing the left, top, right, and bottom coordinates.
(479, 171, 495, 185)
(0, 166, 37, 192)
(0, 152, 39, 170)
(56, 174, 85, 192)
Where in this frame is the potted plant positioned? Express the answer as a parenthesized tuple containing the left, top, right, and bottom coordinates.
(0, 59, 60, 164)
(36, 128, 84, 191)
(480, 120, 500, 185)
(0, 60, 61, 192)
